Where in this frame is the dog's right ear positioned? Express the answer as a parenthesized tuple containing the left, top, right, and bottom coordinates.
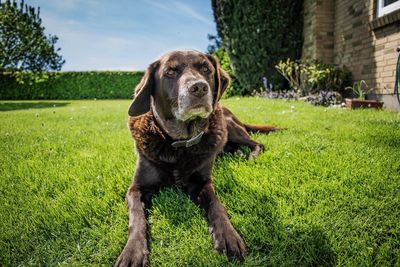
(128, 61, 159, 116)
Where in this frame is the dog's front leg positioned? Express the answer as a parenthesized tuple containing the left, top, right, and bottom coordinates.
(115, 184, 156, 267)
(186, 180, 246, 261)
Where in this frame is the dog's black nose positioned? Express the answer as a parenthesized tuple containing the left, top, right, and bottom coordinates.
(189, 81, 208, 97)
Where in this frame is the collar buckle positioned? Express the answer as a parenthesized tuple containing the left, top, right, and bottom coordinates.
(171, 131, 204, 148)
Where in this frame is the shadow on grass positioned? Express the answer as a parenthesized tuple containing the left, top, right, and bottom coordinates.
(0, 101, 70, 112)
(363, 119, 400, 151)
(141, 154, 337, 266)
(278, 226, 336, 266)
(214, 156, 337, 266)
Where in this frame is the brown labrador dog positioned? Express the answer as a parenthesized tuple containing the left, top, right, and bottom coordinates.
(115, 50, 278, 267)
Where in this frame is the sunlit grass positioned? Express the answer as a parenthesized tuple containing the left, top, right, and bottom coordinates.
(1, 98, 399, 266)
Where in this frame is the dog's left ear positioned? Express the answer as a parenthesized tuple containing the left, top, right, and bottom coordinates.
(206, 54, 230, 106)
(128, 61, 159, 116)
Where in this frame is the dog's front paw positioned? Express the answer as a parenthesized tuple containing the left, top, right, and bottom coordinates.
(114, 241, 149, 267)
(212, 224, 246, 261)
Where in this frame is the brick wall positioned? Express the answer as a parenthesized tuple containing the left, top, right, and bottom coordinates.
(302, 0, 335, 64)
(372, 23, 400, 94)
(315, 1, 335, 64)
(302, 0, 400, 94)
(302, 0, 317, 60)
(333, 1, 375, 90)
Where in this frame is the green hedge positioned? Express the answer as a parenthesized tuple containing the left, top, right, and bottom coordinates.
(212, 0, 304, 94)
(0, 71, 144, 100)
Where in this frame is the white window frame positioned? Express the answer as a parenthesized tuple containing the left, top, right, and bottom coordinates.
(377, 0, 400, 17)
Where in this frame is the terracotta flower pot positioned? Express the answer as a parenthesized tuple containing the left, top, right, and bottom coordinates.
(345, 98, 384, 109)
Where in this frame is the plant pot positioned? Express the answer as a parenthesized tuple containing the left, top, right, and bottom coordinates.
(345, 98, 384, 109)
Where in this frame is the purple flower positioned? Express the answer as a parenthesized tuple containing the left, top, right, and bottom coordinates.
(262, 77, 268, 88)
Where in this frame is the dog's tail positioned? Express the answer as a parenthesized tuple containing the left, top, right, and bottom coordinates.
(244, 124, 281, 134)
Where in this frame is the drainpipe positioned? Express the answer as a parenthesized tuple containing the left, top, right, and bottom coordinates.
(395, 47, 400, 105)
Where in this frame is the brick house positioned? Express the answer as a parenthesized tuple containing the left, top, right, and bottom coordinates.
(302, 0, 400, 111)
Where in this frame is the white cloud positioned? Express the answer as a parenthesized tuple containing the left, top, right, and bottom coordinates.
(173, 1, 213, 26)
(42, 0, 81, 11)
(146, 0, 170, 11)
(147, 0, 214, 26)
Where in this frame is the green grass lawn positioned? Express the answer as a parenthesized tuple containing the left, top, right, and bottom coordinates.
(1, 98, 399, 266)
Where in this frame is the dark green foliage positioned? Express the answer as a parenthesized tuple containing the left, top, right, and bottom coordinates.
(0, 0, 65, 72)
(207, 34, 244, 96)
(275, 59, 352, 96)
(0, 71, 144, 99)
(206, 34, 222, 54)
(212, 0, 303, 94)
(211, 47, 243, 96)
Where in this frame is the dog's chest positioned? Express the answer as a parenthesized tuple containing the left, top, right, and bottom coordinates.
(148, 135, 223, 184)
(158, 152, 178, 164)
(156, 142, 211, 168)
(128, 108, 227, 183)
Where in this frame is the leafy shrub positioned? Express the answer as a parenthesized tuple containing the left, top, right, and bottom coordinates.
(275, 59, 352, 96)
(0, 71, 144, 99)
(6, 71, 54, 85)
(305, 91, 343, 106)
(253, 76, 298, 99)
(211, 0, 303, 94)
(255, 74, 344, 107)
(345, 80, 372, 100)
(211, 47, 243, 96)
(253, 87, 343, 107)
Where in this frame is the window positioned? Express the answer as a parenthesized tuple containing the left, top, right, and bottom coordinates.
(377, 0, 400, 17)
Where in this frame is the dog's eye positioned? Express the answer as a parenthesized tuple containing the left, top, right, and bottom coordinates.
(202, 66, 210, 73)
(165, 68, 177, 76)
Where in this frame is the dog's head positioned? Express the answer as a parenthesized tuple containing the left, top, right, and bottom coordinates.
(128, 50, 229, 122)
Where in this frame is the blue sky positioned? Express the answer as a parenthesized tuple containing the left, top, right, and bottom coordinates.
(23, 0, 217, 71)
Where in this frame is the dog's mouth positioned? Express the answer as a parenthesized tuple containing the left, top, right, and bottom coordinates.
(169, 106, 210, 138)
(174, 105, 212, 122)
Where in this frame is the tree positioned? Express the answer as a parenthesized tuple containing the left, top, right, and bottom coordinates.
(211, 0, 303, 93)
(206, 34, 222, 54)
(0, 0, 65, 72)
